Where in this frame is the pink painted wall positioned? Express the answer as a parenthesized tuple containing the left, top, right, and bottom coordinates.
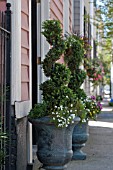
(50, 0, 64, 63)
(50, 0, 72, 63)
(21, 0, 29, 101)
(50, 0, 63, 29)
(69, 0, 72, 33)
(0, 1, 6, 11)
(50, 0, 72, 33)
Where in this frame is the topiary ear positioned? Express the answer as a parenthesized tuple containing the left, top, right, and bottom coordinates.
(41, 20, 63, 45)
(64, 35, 84, 71)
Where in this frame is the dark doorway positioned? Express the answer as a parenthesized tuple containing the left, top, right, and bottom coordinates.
(31, 0, 37, 145)
(31, 0, 37, 107)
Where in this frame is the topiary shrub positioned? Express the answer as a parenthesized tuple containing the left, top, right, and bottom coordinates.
(29, 20, 80, 127)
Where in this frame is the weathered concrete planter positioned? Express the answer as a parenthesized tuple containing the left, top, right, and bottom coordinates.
(29, 116, 79, 170)
(72, 121, 89, 160)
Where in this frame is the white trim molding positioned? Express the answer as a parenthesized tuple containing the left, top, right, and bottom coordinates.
(40, 0, 50, 83)
(7, 0, 21, 104)
(37, 2, 41, 103)
(27, 0, 32, 164)
(29, 0, 32, 108)
(63, 0, 69, 34)
(80, 0, 84, 35)
(90, 0, 94, 59)
(36, 0, 50, 103)
(15, 100, 31, 119)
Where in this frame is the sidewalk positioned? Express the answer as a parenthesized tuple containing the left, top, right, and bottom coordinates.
(67, 99, 113, 170)
(33, 99, 113, 170)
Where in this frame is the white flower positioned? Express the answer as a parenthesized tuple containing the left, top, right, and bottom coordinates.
(52, 112, 55, 114)
(60, 105, 63, 110)
(71, 114, 75, 119)
(55, 106, 57, 108)
(58, 119, 62, 122)
(68, 116, 71, 119)
(66, 96, 68, 98)
(82, 119, 86, 122)
(63, 118, 66, 122)
(58, 124, 62, 127)
(53, 117, 55, 120)
(71, 104, 73, 107)
(70, 110, 72, 112)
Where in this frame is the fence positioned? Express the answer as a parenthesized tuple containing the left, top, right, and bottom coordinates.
(0, 3, 16, 170)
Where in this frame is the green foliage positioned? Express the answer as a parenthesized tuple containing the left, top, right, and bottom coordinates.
(0, 88, 8, 165)
(28, 103, 48, 119)
(84, 57, 105, 87)
(98, 41, 111, 86)
(68, 70, 86, 91)
(75, 100, 87, 121)
(64, 35, 84, 70)
(0, 126, 7, 165)
(109, 102, 113, 106)
(83, 36, 92, 58)
(96, 0, 113, 37)
(63, 33, 102, 121)
(41, 20, 63, 45)
(51, 63, 71, 86)
(61, 34, 90, 121)
(95, 1, 113, 86)
(73, 89, 87, 100)
(40, 79, 78, 119)
(29, 20, 82, 128)
(41, 20, 66, 77)
(96, 95, 103, 101)
(83, 96, 102, 121)
(29, 19, 103, 125)
(42, 44, 66, 77)
(46, 86, 77, 111)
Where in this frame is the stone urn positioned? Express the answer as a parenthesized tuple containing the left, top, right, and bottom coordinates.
(29, 116, 80, 170)
(72, 121, 89, 160)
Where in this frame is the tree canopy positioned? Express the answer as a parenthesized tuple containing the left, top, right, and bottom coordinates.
(95, 0, 113, 85)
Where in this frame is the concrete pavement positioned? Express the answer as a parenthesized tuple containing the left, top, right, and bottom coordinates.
(67, 98, 113, 170)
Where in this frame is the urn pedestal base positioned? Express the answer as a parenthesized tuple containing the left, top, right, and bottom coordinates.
(43, 165, 67, 170)
(72, 145, 86, 160)
(72, 122, 89, 160)
(29, 116, 80, 170)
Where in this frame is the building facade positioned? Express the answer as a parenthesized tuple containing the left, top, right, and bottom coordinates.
(0, 0, 32, 169)
(73, 0, 97, 95)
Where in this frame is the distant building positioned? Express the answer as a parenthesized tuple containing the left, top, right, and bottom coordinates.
(73, 0, 97, 95)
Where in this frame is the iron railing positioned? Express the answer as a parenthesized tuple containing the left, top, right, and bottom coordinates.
(0, 3, 14, 170)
